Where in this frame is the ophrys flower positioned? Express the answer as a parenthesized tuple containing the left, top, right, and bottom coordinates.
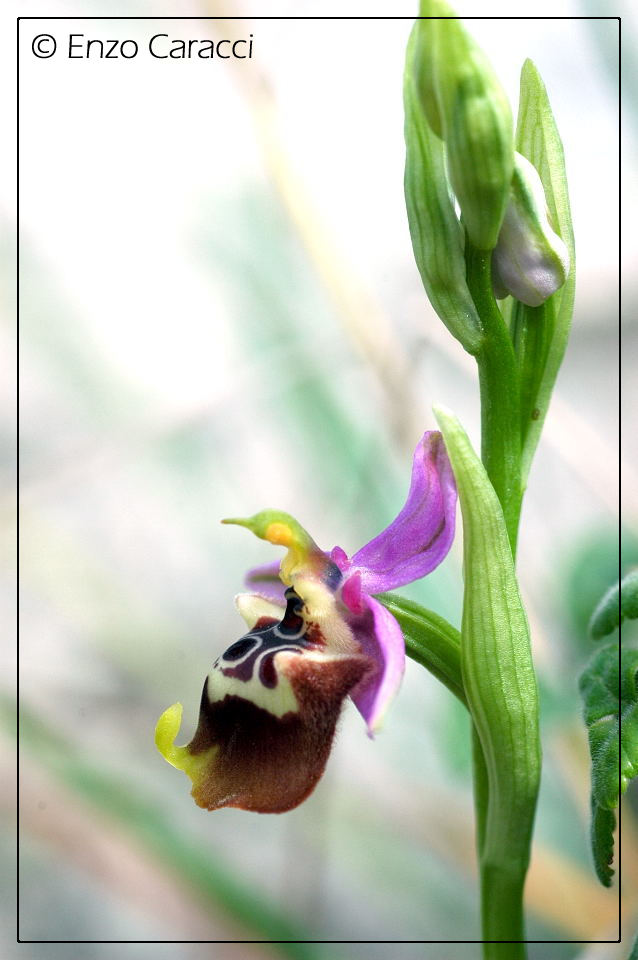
(156, 431, 456, 813)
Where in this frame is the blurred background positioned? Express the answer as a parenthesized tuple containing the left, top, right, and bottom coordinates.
(7, 1, 636, 957)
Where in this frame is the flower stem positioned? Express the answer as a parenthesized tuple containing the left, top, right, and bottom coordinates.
(464, 241, 537, 958)
(466, 239, 522, 557)
(471, 724, 488, 858)
(480, 863, 528, 959)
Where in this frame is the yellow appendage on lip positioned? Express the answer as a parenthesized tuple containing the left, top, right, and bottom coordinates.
(155, 703, 215, 784)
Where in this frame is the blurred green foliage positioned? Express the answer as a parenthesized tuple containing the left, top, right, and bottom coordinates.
(13, 696, 329, 955)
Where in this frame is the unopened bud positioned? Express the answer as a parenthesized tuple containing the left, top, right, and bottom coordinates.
(428, 3, 514, 250)
(404, 23, 483, 355)
(413, 17, 443, 138)
(492, 152, 570, 307)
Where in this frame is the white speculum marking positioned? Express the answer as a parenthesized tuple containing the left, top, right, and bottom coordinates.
(206, 604, 308, 717)
(205, 586, 360, 719)
(206, 655, 300, 717)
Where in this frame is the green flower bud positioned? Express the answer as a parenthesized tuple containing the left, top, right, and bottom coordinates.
(413, 17, 443, 138)
(492, 152, 570, 307)
(404, 24, 483, 354)
(423, 0, 514, 250)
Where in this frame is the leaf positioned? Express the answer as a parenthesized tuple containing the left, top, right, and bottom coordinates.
(580, 642, 638, 809)
(589, 798, 615, 887)
(378, 592, 465, 706)
(589, 569, 638, 639)
(515, 60, 575, 486)
(579, 639, 638, 885)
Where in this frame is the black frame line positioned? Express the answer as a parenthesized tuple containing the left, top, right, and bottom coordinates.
(15, 12, 623, 950)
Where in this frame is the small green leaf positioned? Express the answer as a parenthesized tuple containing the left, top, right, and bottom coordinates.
(589, 570, 638, 639)
(404, 24, 483, 354)
(590, 798, 615, 887)
(378, 592, 465, 706)
(579, 639, 638, 886)
(580, 642, 638, 809)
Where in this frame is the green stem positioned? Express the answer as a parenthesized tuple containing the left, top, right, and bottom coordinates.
(480, 863, 527, 960)
(466, 239, 523, 556)
(471, 724, 488, 858)
(465, 241, 533, 957)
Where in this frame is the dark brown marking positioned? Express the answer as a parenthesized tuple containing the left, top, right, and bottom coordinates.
(187, 653, 372, 813)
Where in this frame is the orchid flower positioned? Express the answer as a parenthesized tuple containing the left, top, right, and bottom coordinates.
(155, 431, 456, 814)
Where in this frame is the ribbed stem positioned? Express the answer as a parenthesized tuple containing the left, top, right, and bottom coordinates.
(480, 862, 527, 960)
(466, 240, 522, 557)
(465, 240, 534, 959)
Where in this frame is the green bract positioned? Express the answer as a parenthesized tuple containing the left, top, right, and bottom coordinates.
(513, 59, 575, 487)
(404, 23, 483, 354)
(434, 405, 540, 943)
(421, 0, 514, 251)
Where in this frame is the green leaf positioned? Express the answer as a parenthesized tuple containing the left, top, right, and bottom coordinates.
(589, 798, 615, 887)
(515, 60, 575, 486)
(579, 642, 638, 809)
(579, 639, 638, 886)
(562, 529, 638, 646)
(434, 406, 540, 942)
(378, 592, 465, 706)
(403, 24, 483, 355)
(589, 570, 638, 639)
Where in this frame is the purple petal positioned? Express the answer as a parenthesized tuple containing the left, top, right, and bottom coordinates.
(245, 561, 287, 605)
(341, 571, 363, 614)
(348, 595, 405, 736)
(330, 546, 349, 569)
(350, 431, 457, 593)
